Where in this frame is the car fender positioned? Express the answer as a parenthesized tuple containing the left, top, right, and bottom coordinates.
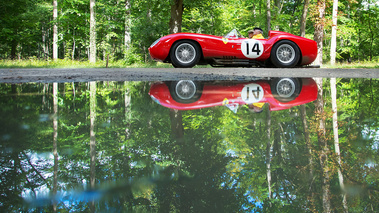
(149, 33, 214, 62)
(267, 31, 317, 65)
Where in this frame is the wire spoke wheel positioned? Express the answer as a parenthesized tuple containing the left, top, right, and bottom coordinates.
(170, 40, 201, 68)
(276, 44, 295, 64)
(270, 40, 300, 68)
(169, 80, 203, 103)
(271, 78, 301, 102)
(175, 43, 196, 64)
(276, 78, 296, 98)
(175, 80, 197, 100)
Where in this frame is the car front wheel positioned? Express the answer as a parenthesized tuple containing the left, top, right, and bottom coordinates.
(270, 40, 300, 68)
(170, 40, 201, 68)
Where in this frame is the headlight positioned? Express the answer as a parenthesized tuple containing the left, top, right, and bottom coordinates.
(150, 38, 161, 48)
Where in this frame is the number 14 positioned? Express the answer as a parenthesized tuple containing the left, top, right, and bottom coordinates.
(246, 42, 261, 55)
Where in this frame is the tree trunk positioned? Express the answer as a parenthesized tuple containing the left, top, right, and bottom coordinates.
(72, 29, 76, 60)
(89, 0, 96, 63)
(169, 0, 184, 34)
(53, 83, 58, 212)
(274, 0, 282, 31)
(72, 39, 76, 60)
(314, 77, 331, 213)
(11, 38, 17, 60)
(300, 0, 310, 37)
(42, 25, 48, 60)
(330, 78, 348, 212)
(124, 0, 131, 51)
(313, 0, 326, 66)
(266, 0, 271, 32)
(53, 0, 58, 60)
(330, 0, 338, 65)
(89, 82, 97, 212)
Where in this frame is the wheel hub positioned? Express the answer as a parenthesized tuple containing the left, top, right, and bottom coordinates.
(182, 49, 189, 58)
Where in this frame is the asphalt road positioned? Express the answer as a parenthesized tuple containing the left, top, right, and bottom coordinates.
(0, 67, 378, 83)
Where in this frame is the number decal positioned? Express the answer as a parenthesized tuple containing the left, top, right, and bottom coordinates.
(241, 83, 264, 104)
(241, 39, 264, 59)
(252, 43, 261, 55)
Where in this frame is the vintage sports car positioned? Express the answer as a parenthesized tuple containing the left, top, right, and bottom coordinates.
(148, 29, 317, 68)
(149, 78, 317, 112)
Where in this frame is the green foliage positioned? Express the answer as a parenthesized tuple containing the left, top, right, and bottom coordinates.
(1, 0, 378, 64)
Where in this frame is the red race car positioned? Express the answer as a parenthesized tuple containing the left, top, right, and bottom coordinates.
(148, 29, 317, 68)
(149, 78, 317, 112)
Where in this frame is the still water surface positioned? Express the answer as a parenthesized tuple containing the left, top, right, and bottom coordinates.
(0, 78, 378, 212)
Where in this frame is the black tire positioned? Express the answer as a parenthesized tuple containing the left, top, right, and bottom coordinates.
(170, 40, 201, 68)
(271, 78, 301, 102)
(169, 80, 202, 103)
(270, 40, 300, 68)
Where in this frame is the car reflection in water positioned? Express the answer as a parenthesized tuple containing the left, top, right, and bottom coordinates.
(149, 78, 317, 113)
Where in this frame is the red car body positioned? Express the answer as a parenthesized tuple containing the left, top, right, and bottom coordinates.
(149, 29, 317, 68)
(149, 78, 317, 112)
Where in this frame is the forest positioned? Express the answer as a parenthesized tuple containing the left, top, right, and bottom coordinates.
(0, 0, 378, 65)
(0, 0, 379, 212)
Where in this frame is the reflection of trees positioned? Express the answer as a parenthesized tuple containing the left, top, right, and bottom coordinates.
(53, 83, 58, 212)
(0, 80, 379, 212)
(89, 81, 96, 212)
(314, 77, 331, 212)
(156, 108, 246, 212)
(0, 84, 53, 210)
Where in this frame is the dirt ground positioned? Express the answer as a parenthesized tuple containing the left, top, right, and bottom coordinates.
(0, 67, 378, 83)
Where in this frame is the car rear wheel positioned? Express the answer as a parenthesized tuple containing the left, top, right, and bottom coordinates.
(270, 40, 300, 68)
(170, 40, 201, 68)
(169, 80, 202, 103)
(271, 78, 301, 102)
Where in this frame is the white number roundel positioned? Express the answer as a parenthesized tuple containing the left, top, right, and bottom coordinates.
(241, 83, 264, 104)
(241, 39, 264, 59)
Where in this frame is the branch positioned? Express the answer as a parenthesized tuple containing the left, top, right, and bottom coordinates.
(22, 151, 51, 189)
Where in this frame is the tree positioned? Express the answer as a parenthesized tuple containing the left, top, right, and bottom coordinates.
(266, 0, 271, 32)
(124, 0, 131, 50)
(169, 0, 184, 34)
(53, 0, 58, 60)
(313, 0, 326, 65)
(330, 0, 338, 65)
(89, 0, 96, 63)
(300, 0, 310, 37)
(1, 0, 378, 63)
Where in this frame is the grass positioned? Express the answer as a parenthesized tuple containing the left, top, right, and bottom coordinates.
(0, 59, 174, 69)
(323, 61, 379, 69)
(0, 59, 378, 69)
